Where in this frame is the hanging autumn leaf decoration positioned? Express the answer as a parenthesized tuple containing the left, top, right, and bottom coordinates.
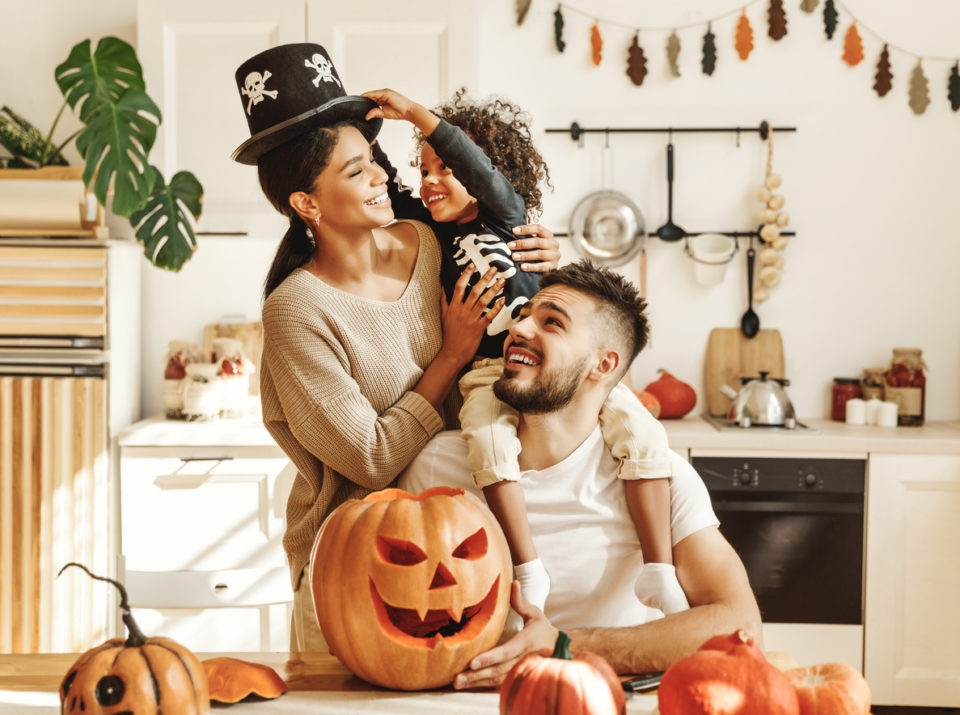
(666, 31, 682, 76)
(842, 23, 864, 66)
(626, 33, 649, 86)
(768, 0, 787, 41)
(735, 10, 754, 61)
(590, 21, 603, 65)
(702, 25, 717, 76)
(909, 61, 930, 115)
(949, 63, 960, 111)
(823, 0, 838, 39)
(516, 0, 532, 26)
(800, 0, 819, 13)
(553, 5, 566, 53)
(874, 45, 893, 97)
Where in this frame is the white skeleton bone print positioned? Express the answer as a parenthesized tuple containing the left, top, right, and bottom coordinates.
(454, 233, 527, 336)
(241, 71, 278, 115)
(305, 54, 342, 88)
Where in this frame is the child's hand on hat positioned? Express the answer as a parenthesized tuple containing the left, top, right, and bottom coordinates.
(362, 88, 415, 122)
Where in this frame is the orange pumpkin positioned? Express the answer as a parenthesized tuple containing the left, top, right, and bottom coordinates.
(643, 369, 697, 419)
(311, 487, 512, 690)
(203, 657, 287, 704)
(658, 629, 799, 715)
(635, 390, 662, 418)
(784, 663, 870, 715)
(58, 563, 209, 715)
(500, 631, 626, 714)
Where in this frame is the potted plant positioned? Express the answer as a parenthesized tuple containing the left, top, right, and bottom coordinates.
(0, 36, 203, 272)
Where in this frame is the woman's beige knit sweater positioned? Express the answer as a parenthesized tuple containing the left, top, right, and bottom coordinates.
(260, 220, 446, 590)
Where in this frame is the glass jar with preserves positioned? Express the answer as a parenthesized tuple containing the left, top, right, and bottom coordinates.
(859, 367, 886, 401)
(831, 378, 862, 422)
(211, 337, 251, 417)
(885, 348, 926, 426)
(162, 340, 200, 419)
(181, 363, 222, 421)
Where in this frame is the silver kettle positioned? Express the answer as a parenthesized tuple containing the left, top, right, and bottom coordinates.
(720, 371, 797, 429)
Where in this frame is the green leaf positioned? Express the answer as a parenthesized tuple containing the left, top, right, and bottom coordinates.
(74, 88, 160, 216)
(130, 167, 203, 272)
(55, 37, 146, 122)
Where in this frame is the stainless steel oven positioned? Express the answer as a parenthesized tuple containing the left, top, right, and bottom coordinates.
(691, 455, 866, 670)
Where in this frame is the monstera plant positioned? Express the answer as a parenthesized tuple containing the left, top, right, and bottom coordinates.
(0, 36, 202, 271)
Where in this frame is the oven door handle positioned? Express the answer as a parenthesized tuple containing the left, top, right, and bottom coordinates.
(712, 500, 863, 514)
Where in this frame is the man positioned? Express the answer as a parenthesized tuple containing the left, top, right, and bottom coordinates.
(399, 259, 761, 688)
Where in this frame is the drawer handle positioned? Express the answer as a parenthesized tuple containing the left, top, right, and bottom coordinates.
(213, 582, 229, 594)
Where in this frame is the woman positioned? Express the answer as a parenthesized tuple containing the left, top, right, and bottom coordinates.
(231, 44, 559, 649)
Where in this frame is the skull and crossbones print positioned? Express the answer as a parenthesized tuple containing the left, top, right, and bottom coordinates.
(241, 70, 278, 115)
(453, 233, 528, 336)
(305, 53, 342, 88)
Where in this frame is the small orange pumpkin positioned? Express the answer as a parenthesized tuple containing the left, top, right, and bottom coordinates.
(58, 563, 209, 715)
(643, 369, 697, 419)
(784, 663, 870, 715)
(658, 629, 799, 715)
(500, 631, 626, 714)
(634, 390, 662, 418)
(203, 657, 287, 704)
(311, 487, 512, 690)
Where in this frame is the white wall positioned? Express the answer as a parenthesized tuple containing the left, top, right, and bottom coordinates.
(4, 1, 958, 420)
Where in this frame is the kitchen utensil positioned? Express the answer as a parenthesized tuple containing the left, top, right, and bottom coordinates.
(740, 246, 760, 338)
(686, 233, 738, 286)
(569, 143, 646, 266)
(720, 371, 797, 428)
(654, 142, 686, 242)
(621, 670, 664, 693)
(704, 327, 784, 416)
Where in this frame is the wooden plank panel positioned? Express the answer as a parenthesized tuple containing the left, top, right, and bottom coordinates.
(30, 379, 41, 652)
(11, 380, 23, 652)
(0, 378, 10, 652)
(0, 305, 105, 318)
(0, 286, 105, 299)
(0, 266, 106, 281)
(0, 322, 105, 337)
(0, 247, 106, 263)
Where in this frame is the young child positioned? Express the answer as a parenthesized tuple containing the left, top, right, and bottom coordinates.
(362, 88, 689, 620)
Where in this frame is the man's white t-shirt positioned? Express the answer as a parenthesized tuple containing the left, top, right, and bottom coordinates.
(398, 426, 719, 632)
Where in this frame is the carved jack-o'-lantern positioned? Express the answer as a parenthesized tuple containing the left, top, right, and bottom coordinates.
(58, 563, 209, 715)
(310, 487, 512, 690)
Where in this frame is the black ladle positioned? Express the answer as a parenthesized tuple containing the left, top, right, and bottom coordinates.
(741, 246, 760, 338)
(655, 143, 686, 242)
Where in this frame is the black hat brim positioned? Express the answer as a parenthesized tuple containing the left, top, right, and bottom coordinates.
(231, 96, 382, 165)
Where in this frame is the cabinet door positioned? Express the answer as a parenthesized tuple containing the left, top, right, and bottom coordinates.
(307, 0, 479, 192)
(137, 0, 306, 233)
(865, 454, 960, 706)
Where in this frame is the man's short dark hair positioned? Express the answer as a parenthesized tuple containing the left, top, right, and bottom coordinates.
(538, 259, 649, 377)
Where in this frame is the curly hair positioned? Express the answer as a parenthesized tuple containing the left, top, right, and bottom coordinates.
(414, 88, 552, 219)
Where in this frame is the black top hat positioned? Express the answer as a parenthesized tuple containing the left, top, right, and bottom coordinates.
(231, 43, 382, 165)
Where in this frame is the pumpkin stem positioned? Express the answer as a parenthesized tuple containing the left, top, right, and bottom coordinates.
(551, 631, 573, 660)
(58, 562, 149, 647)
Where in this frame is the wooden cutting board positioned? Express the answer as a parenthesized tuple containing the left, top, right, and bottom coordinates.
(704, 328, 785, 416)
(203, 319, 263, 396)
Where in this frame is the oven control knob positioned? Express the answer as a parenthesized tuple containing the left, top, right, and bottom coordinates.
(739, 472, 753, 486)
(804, 472, 818, 487)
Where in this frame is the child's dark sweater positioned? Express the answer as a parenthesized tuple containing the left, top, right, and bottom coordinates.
(373, 120, 541, 359)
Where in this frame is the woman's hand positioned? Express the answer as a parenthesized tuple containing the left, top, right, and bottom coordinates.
(509, 224, 561, 272)
(439, 264, 505, 368)
(453, 581, 559, 690)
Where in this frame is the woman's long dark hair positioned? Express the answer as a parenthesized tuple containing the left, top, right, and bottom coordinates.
(258, 121, 358, 300)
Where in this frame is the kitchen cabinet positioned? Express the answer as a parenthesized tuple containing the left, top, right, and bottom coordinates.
(137, 0, 478, 234)
(864, 453, 960, 707)
(118, 419, 293, 652)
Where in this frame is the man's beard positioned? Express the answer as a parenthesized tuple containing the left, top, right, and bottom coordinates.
(493, 356, 588, 415)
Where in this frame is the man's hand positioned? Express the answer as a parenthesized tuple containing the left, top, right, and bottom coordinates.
(453, 581, 559, 689)
(509, 224, 561, 272)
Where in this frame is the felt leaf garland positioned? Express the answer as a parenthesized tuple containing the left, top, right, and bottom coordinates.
(666, 31, 682, 76)
(735, 11, 754, 61)
(627, 33, 649, 86)
(909, 61, 930, 115)
(702, 25, 717, 76)
(874, 44, 893, 97)
(553, 6, 566, 53)
(950, 63, 960, 111)
(768, 0, 788, 41)
(823, 0, 838, 39)
(800, 0, 819, 13)
(842, 23, 864, 66)
(590, 22, 603, 65)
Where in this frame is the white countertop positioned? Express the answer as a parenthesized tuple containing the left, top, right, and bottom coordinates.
(118, 414, 960, 456)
